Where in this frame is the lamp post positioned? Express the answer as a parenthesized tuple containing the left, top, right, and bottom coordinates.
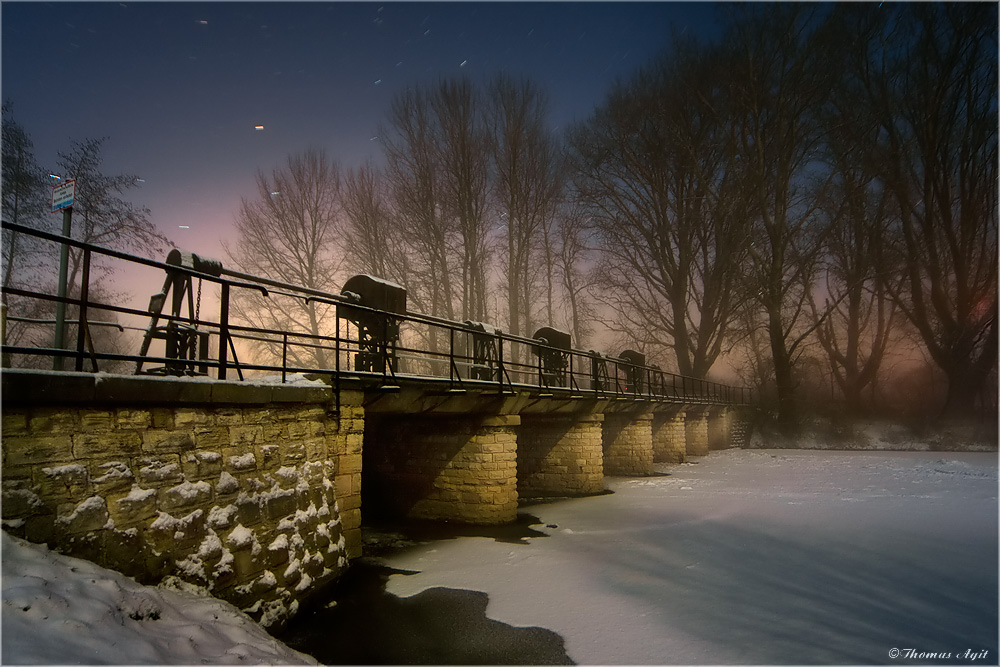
(50, 178, 75, 371)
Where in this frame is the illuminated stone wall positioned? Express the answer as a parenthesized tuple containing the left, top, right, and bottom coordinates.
(517, 413, 604, 498)
(363, 413, 520, 525)
(602, 410, 654, 476)
(652, 407, 687, 463)
(0, 371, 362, 630)
(684, 406, 710, 456)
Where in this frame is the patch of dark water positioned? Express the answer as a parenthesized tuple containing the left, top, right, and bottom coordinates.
(276, 559, 574, 665)
(362, 511, 552, 557)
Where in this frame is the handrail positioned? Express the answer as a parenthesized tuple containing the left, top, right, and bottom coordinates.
(1, 220, 752, 405)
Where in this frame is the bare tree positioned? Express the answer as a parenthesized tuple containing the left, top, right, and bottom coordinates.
(381, 87, 457, 320)
(488, 74, 564, 338)
(223, 150, 346, 369)
(432, 79, 492, 323)
(808, 81, 899, 413)
(55, 138, 168, 296)
(722, 5, 835, 432)
(837, 3, 998, 418)
(553, 203, 598, 347)
(2, 102, 51, 292)
(569, 37, 749, 377)
(342, 162, 409, 285)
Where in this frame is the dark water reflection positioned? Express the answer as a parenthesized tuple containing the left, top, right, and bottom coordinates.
(276, 513, 574, 665)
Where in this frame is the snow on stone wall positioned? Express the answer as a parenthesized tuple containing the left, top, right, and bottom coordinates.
(1, 376, 364, 630)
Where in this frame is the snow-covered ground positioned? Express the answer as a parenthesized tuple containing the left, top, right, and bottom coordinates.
(1, 531, 316, 665)
(379, 449, 998, 664)
(4, 449, 996, 665)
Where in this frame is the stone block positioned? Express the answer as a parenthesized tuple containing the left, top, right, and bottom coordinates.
(193, 427, 229, 449)
(79, 410, 113, 431)
(216, 471, 240, 496)
(235, 495, 264, 526)
(4, 435, 75, 466)
(335, 473, 360, 498)
(339, 493, 362, 511)
(29, 409, 79, 435)
(266, 490, 299, 520)
(2, 412, 28, 436)
(2, 481, 45, 519)
(151, 409, 174, 429)
(73, 431, 144, 459)
(115, 409, 152, 430)
(147, 509, 207, 553)
(142, 429, 196, 454)
(345, 433, 363, 454)
(24, 514, 56, 543)
(282, 441, 307, 462)
(174, 408, 211, 428)
(230, 425, 264, 449)
(55, 496, 109, 534)
(160, 480, 213, 511)
(340, 508, 361, 531)
(181, 450, 224, 480)
(340, 454, 362, 474)
(226, 451, 258, 472)
(135, 456, 183, 485)
(303, 437, 326, 460)
(90, 461, 135, 495)
(256, 444, 282, 469)
(109, 487, 159, 525)
(212, 408, 244, 426)
(37, 463, 90, 499)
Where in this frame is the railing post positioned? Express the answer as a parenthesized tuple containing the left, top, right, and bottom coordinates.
(0, 301, 8, 368)
(75, 248, 91, 372)
(53, 206, 73, 371)
(497, 334, 505, 392)
(281, 333, 288, 383)
(218, 283, 230, 380)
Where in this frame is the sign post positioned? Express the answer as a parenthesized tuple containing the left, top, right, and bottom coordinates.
(51, 180, 76, 371)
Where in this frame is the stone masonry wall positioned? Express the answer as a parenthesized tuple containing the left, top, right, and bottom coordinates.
(708, 406, 731, 450)
(0, 372, 362, 630)
(684, 406, 710, 456)
(364, 414, 519, 525)
(602, 411, 654, 476)
(517, 413, 604, 498)
(729, 408, 755, 448)
(652, 408, 687, 463)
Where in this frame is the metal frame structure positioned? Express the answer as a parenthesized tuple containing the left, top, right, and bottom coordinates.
(0, 221, 753, 406)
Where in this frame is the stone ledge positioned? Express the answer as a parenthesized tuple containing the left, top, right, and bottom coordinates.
(1, 369, 333, 407)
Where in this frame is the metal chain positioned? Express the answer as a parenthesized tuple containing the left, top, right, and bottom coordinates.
(195, 278, 202, 324)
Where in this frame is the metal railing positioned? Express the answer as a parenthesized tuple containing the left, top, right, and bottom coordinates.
(0, 221, 752, 406)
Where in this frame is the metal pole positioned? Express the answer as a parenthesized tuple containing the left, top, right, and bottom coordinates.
(1, 301, 9, 368)
(53, 206, 73, 370)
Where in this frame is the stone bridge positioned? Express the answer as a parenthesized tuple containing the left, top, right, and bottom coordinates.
(0, 221, 753, 628)
(1, 369, 750, 629)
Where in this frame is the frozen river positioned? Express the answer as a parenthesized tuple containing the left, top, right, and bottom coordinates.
(282, 449, 998, 665)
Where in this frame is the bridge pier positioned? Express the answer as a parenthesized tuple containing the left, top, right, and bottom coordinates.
(517, 413, 604, 498)
(601, 409, 654, 476)
(684, 405, 710, 456)
(652, 407, 687, 463)
(363, 413, 519, 525)
(708, 405, 733, 450)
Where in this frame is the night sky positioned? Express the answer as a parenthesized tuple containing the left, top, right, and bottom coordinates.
(3, 1, 721, 262)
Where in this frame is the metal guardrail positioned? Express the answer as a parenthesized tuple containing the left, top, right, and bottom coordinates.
(0, 221, 752, 406)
